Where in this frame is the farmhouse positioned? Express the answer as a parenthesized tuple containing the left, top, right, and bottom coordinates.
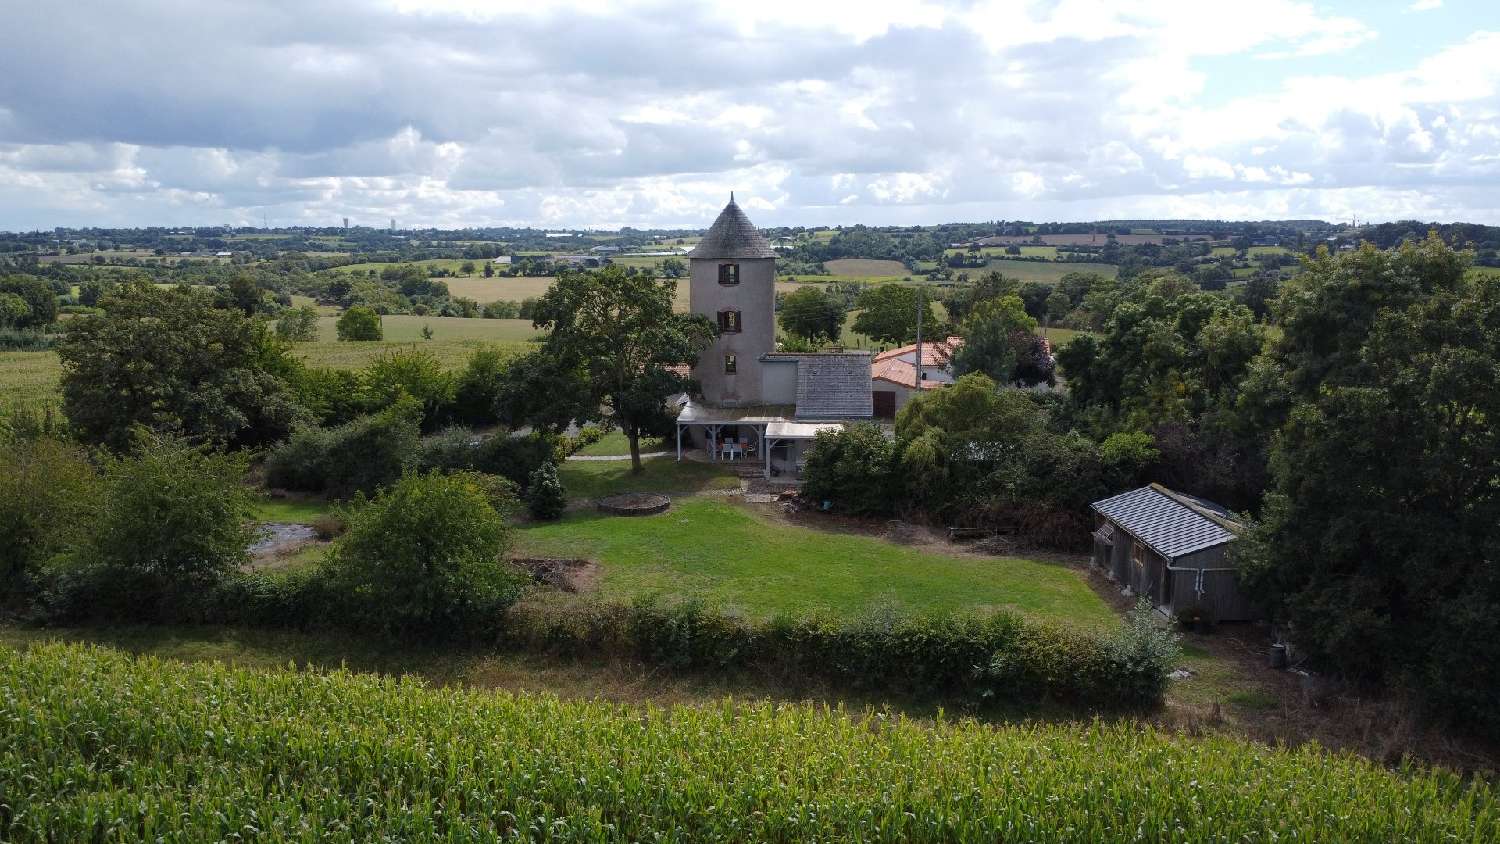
(675, 196, 874, 478)
(1090, 484, 1258, 622)
(870, 337, 959, 417)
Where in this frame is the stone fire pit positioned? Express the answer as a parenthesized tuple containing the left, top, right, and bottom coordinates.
(596, 492, 671, 516)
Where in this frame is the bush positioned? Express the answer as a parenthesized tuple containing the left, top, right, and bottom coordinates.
(274, 305, 320, 342)
(416, 427, 554, 489)
(323, 471, 527, 639)
(505, 598, 1174, 709)
(801, 423, 901, 515)
(0, 438, 97, 601)
(40, 436, 256, 621)
(335, 306, 382, 341)
(0, 327, 55, 351)
(264, 400, 420, 497)
(452, 346, 511, 425)
(526, 461, 566, 520)
(359, 348, 454, 430)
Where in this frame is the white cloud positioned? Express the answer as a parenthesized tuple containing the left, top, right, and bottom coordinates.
(0, 0, 1496, 228)
(1410, 0, 1443, 11)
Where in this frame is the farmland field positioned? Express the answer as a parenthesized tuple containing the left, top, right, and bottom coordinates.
(442, 276, 556, 302)
(964, 258, 1119, 284)
(299, 315, 538, 369)
(516, 497, 1115, 624)
(0, 351, 63, 414)
(0, 316, 541, 410)
(1, 641, 1492, 842)
(823, 258, 910, 280)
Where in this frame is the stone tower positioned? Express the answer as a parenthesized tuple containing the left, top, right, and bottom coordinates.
(688, 196, 777, 406)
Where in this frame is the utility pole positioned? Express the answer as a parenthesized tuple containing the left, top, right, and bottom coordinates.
(914, 286, 924, 386)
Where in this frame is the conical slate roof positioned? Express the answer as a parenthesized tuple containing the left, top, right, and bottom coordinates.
(688, 198, 778, 260)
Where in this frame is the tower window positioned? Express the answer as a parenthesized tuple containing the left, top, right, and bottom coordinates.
(717, 310, 742, 333)
(718, 263, 740, 285)
(724, 354, 737, 374)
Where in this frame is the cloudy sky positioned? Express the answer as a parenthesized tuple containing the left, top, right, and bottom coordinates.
(2, 0, 1498, 230)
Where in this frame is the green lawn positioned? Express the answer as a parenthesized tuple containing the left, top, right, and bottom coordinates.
(557, 456, 738, 500)
(252, 498, 334, 524)
(574, 430, 669, 457)
(515, 498, 1115, 626)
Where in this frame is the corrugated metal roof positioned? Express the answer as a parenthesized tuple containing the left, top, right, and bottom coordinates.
(688, 199, 778, 260)
(1091, 485, 1238, 559)
(792, 353, 874, 419)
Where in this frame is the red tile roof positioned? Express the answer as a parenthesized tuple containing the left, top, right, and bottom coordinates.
(870, 357, 948, 390)
(872, 336, 961, 366)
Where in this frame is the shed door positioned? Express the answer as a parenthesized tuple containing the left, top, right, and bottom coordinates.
(873, 390, 896, 418)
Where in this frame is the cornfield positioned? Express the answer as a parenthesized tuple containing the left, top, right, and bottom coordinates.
(1, 642, 1495, 842)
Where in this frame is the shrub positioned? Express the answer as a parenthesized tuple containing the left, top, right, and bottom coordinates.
(451, 346, 511, 425)
(801, 423, 901, 515)
(264, 400, 421, 497)
(0, 327, 55, 351)
(323, 471, 527, 639)
(0, 438, 97, 601)
(335, 305, 382, 341)
(41, 436, 256, 621)
(526, 461, 566, 520)
(1105, 599, 1184, 704)
(554, 424, 606, 459)
(505, 598, 1173, 710)
(310, 512, 347, 541)
(416, 427, 555, 489)
(274, 305, 320, 341)
(291, 366, 367, 426)
(359, 348, 454, 430)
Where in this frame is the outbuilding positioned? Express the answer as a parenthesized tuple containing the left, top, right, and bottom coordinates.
(1089, 484, 1258, 622)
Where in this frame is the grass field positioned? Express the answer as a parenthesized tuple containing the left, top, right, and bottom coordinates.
(963, 259, 1119, 284)
(0, 351, 64, 414)
(3, 642, 1491, 842)
(556, 456, 739, 500)
(823, 258, 910, 281)
(442, 275, 556, 302)
(297, 315, 539, 369)
(516, 498, 1115, 625)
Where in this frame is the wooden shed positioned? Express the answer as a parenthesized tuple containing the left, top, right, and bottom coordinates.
(1089, 484, 1259, 622)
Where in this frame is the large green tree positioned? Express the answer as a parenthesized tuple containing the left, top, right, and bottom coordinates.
(0, 275, 58, 328)
(1055, 273, 1265, 507)
(1237, 237, 1500, 734)
(530, 266, 714, 471)
(948, 294, 1039, 386)
(852, 284, 938, 346)
(57, 282, 305, 450)
(779, 285, 845, 344)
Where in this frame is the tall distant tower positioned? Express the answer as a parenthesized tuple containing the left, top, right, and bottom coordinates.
(389, 218, 396, 233)
(343, 217, 349, 230)
(688, 195, 778, 407)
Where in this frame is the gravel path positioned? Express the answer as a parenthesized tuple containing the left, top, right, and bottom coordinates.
(565, 452, 670, 462)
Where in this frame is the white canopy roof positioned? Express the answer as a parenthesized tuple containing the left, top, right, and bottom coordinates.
(765, 421, 843, 440)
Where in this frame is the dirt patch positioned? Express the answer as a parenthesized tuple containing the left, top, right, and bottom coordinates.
(511, 557, 599, 593)
(597, 492, 671, 516)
